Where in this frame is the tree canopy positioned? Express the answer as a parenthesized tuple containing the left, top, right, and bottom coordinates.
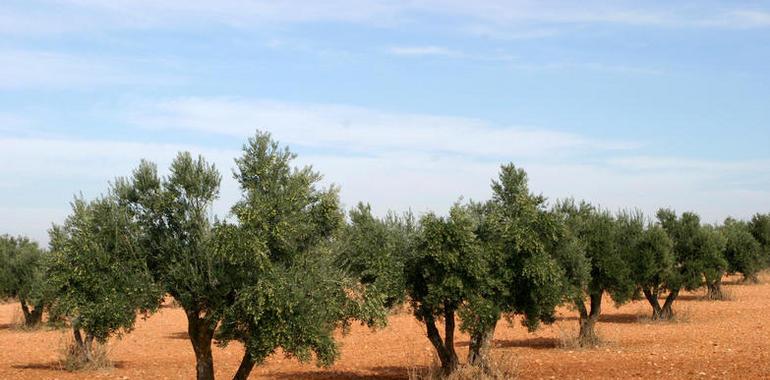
(48, 196, 160, 359)
(0, 235, 49, 327)
(214, 132, 387, 380)
(655, 209, 727, 318)
(553, 202, 636, 346)
(403, 164, 565, 375)
(722, 218, 763, 283)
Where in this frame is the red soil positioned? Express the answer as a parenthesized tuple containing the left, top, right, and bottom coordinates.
(2, 274, 770, 379)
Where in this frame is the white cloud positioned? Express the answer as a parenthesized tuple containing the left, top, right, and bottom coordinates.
(0, 50, 182, 89)
(0, 113, 33, 132)
(128, 97, 634, 159)
(0, 137, 243, 245)
(3, 133, 768, 246)
(387, 46, 462, 57)
(702, 10, 770, 28)
(2, 101, 769, 246)
(126, 97, 769, 221)
(3, 1, 770, 37)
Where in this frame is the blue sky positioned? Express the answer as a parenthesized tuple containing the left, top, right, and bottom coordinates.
(1, 0, 769, 244)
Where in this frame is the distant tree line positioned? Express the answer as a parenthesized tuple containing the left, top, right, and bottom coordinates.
(2, 130, 769, 379)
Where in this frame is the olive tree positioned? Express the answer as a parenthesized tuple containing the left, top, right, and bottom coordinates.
(47, 196, 160, 360)
(722, 218, 763, 283)
(405, 164, 564, 375)
(405, 204, 485, 374)
(626, 222, 676, 319)
(464, 165, 564, 371)
(552, 201, 635, 346)
(655, 209, 726, 318)
(749, 213, 770, 268)
(337, 202, 412, 309)
(214, 132, 387, 380)
(115, 152, 227, 380)
(118, 133, 386, 380)
(0, 235, 49, 327)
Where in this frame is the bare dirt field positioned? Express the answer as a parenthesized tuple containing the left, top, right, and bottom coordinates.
(2, 273, 770, 379)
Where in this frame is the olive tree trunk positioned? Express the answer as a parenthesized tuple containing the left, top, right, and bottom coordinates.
(577, 291, 603, 346)
(642, 288, 662, 319)
(705, 276, 725, 301)
(71, 318, 96, 362)
(19, 297, 44, 327)
(467, 318, 498, 372)
(186, 309, 216, 380)
(424, 304, 459, 375)
(743, 272, 759, 284)
(658, 289, 679, 320)
(232, 351, 256, 380)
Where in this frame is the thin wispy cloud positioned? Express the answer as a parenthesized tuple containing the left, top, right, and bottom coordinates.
(3, 1, 770, 37)
(1, 0, 768, 247)
(0, 113, 33, 132)
(387, 46, 462, 57)
(0, 50, 182, 89)
(3, 129, 769, 245)
(128, 97, 636, 159)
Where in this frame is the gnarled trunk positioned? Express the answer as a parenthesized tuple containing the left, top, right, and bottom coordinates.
(706, 276, 725, 301)
(743, 272, 759, 284)
(467, 319, 498, 372)
(233, 351, 256, 380)
(424, 304, 459, 375)
(71, 316, 95, 362)
(577, 291, 603, 346)
(187, 309, 216, 380)
(642, 288, 663, 319)
(658, 289, 679, 320)
(19, 298, 44, 327)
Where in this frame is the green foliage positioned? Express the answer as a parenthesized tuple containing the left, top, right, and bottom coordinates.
(115, 152, 224, 314)
(551, 201, 636, 344)
(407, 205, 486, 324)
(628, 224, 675, 294)
(217, 248, 361, 367)
(749, 213, 770, 265)
(554, 201, 635, 306)
(722, 218, 763, 281)
(478, 164, 564, 331)
(338, 203, 412, 309)
(656, 209, 727, 291)
(405, 164, 566, 372)
(114, 152, 227, 380)
(214, 131, 387, 373)
(548, 202, 591, 307)
(0, 235, 50, 326)
(231, 132, 344, 264)
(48, 196, 160, 342)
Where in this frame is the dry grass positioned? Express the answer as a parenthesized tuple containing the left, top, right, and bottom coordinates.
(7, 306, 41, 332)
(408, 353, 518, 380)
(554, 322, 604, 349)
(555, 323, 581, 349)
(59, 335, 113, 371)
(701, 287, 735, 302)
(9, 307, 25, 329)
(636, 304, 692, 324)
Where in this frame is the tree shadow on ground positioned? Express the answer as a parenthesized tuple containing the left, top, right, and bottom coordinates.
(0, 323, 12, 330)
(166, 331, 188, 340)
(599, 313, 642, 324)
(556, 313, 642, 324)
(269, 366, 408, 380)
(493, 337, 560, 350)
(674, 294, 703, 301)
(12, 361, 126, 370)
